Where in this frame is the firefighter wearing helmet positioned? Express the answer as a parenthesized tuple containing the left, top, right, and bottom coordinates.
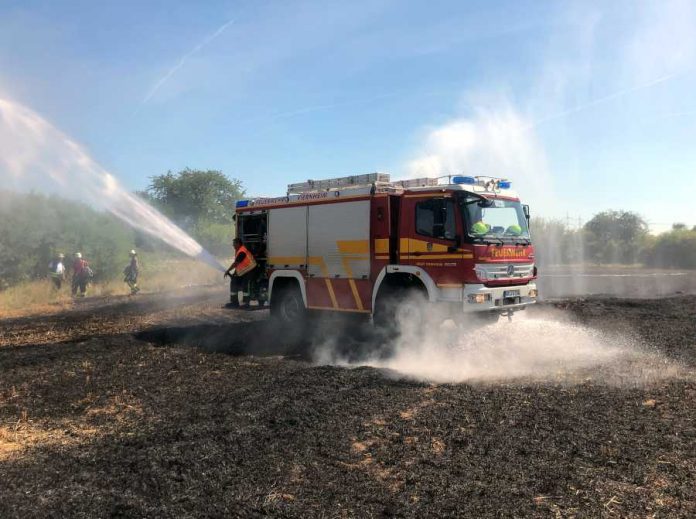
(48, 253, 66, 290)
(123, 250, 140, 295)
(224, 238, 258, 308)
(71, 252, 92, 298)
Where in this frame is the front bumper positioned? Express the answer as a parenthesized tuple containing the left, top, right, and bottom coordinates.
(461, 282, 537, 313)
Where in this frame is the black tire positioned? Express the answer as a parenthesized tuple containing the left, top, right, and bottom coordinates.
(270, 281, 307, 329)
(373, 287, 427, 336)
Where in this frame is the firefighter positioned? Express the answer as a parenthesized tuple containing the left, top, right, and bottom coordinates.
(48, 253, 66, 290)
(71, 252, 92, 298)
(223, 238, 258, 308)
(123, 250, 140, 295)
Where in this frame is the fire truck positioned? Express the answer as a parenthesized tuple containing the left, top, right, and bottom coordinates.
(234, 173, 537, 326)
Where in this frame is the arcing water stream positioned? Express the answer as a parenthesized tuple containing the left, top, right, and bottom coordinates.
(0, 98, 225, 272)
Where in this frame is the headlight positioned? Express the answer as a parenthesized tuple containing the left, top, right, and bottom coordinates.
(468, 293, 492, 304)
(528, 288, 538, 298)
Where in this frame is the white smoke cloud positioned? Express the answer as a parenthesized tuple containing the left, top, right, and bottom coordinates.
(404, 1, 696, 220)
(406, 100, 554, 213)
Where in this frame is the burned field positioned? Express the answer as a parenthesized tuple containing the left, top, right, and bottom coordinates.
(1, 291, 695, 517)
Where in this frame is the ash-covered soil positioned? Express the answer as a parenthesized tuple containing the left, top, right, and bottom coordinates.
(1, 290, 695, 518)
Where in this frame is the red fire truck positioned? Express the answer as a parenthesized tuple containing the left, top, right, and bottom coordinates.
(234, 173, 537, 326)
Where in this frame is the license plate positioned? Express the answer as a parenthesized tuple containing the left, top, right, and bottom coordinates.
(504, 290, 520, 298)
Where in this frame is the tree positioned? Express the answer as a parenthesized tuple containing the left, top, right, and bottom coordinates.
(144, 169, 244, 231)
(583, 210, 648, 264)
(643, 226, 696, 269)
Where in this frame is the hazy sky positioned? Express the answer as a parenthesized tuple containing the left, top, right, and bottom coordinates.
(1, 0, 695, 231)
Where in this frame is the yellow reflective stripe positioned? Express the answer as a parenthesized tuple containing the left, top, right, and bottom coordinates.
(337, 240, 369, 254)
(401, 238, 450, 253)
(374, 238, 389, 254)
(341, 256, 364, 310)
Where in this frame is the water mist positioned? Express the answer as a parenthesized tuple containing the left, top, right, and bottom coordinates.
(0, 98, 225, 272)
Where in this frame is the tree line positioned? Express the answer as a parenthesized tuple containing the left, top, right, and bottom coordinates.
(531, 210, 696, 268)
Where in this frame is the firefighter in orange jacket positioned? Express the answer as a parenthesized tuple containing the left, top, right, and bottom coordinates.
(223, 238, 258, 308)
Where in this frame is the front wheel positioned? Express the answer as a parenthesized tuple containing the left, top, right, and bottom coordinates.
(373, 288, 427, 337)
(271, 282, 307, 330)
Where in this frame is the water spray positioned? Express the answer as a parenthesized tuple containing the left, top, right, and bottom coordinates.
(0, 98, 226, 272)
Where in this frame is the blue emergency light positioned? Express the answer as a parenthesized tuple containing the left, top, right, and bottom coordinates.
(452, 176, 476, 185)
(236, 200, 250, 208)
(498, 181, 512, 189)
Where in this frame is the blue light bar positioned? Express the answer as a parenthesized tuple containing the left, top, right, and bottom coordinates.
(452, 176, 476, 185)
(498, 181, 511, 189)
(236, 200, 250, 208)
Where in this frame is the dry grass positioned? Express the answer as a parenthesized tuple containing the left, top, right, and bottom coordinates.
(0, 258, 221, 318)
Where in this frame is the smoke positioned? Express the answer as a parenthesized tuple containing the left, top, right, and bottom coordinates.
(313, 298, 681, 386)
(0, 97, 225, 272)
(406, 99, 554, 214)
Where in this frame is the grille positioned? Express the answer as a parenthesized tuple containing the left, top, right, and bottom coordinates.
(475, 263, 534, 281)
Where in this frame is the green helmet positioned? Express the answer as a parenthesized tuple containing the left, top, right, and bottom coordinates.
(506, 224, 523, 236)
(471, 221, 489, 235)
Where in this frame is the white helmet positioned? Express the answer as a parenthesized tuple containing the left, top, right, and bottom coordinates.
(129, 249, 136, 256)
(74, 252, 82, 259)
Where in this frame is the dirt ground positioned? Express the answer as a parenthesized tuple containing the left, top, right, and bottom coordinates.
(1, 287, 695, 518)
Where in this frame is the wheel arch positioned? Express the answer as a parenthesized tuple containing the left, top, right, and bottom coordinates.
(269, 270, 307, 307)
(371, 265, 437, 312)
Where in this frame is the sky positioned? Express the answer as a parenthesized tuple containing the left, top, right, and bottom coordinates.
(0, 0, 695, 232)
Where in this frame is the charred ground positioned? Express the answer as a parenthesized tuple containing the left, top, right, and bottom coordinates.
(0, 289, 695, 517)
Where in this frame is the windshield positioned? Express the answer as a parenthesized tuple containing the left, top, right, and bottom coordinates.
(459, 195, 530, 242)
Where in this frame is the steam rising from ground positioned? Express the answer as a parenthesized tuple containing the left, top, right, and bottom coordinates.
(315, 304, 681, 386)
(0, 98, 224, 272)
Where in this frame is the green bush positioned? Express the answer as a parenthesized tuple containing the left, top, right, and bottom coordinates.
(643, 228, 696, 269)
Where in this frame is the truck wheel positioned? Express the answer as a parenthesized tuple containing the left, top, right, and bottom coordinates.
(271, 282, 306, 327)
(373, 288, 426, 336)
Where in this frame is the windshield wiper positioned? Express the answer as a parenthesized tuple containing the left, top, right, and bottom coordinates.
(484, 235, 505, 245)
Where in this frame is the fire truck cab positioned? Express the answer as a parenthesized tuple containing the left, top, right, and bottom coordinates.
(234, 173, 537, 326)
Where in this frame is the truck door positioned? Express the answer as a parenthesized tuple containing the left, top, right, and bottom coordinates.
(400, 195, 465, 287)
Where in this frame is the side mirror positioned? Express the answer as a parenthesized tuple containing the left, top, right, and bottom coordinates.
(232, 214, 237, 222)
(523, 204, 530, 222)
